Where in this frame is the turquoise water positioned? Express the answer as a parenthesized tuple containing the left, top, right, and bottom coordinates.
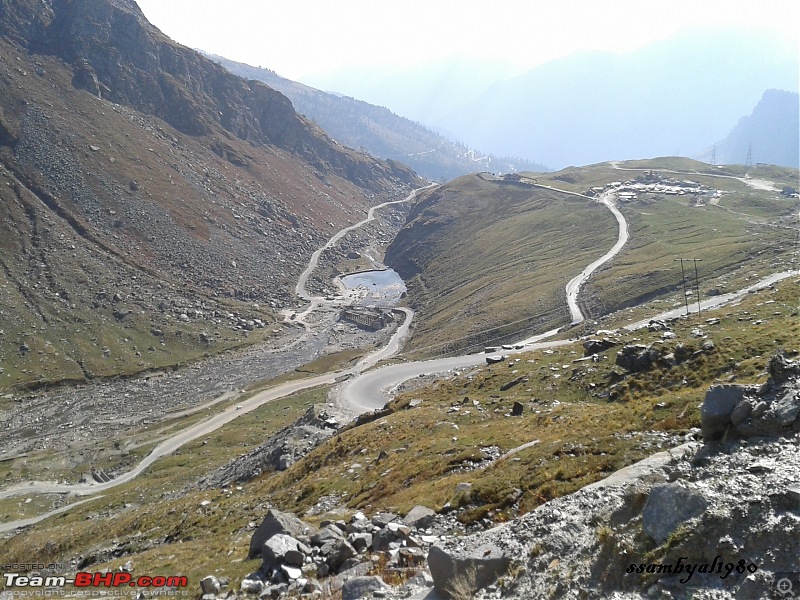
(341, 269, 406, 306)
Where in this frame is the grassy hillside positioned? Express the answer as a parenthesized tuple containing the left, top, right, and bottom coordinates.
(385, 174, 617, 354)
(4, 274, 797, 592)
(387, 161, 799, 354)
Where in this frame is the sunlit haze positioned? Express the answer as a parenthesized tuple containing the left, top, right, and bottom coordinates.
(134, 0, 799, 81)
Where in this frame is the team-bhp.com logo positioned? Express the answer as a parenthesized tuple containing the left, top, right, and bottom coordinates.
(4, 572, 188, 589)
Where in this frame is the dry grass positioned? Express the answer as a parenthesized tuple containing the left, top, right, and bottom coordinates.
(388, 163, 798, 357)
(2, 277, 797, 594)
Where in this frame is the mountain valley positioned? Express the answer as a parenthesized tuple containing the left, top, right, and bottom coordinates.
(0, 2, 798, 600)
(0, 0, 420, 390)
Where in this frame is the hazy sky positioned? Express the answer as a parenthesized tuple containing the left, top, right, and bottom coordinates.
(134, 0, 799, 81)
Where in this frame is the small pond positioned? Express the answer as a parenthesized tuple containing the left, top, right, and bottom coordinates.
(340, 269, 406, 306)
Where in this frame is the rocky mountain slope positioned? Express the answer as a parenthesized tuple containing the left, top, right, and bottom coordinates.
(424, 351, 799, 600)
(207, 54, 548, 182)
(2, 262, 797, 599)
(0, 0, 421, 389)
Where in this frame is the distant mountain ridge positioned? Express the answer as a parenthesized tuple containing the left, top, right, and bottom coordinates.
(207, 54, 548, 181)
(305, 27, 799, 169)
(709, 89, 799, 168)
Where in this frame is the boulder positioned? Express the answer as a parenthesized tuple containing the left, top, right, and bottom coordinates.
(371, 528, 395, 552)
(262, 534, 309, 569)
(387, 521, 411, 537)
(642, 483, 708, 544)
(348, 532, 373, 553)
(346, 513, 372, 534)
(261, 583, 288, 599)
(279, 564, 302, 581)
(371, 512, 399, 528)
(583, 338, 617, 357)
(341, 575, 389, 600)
(615, 344, 660, 372)
(311, 524, 344, 546)
(701, 385, 746, 440)
(199, 575, 220, 595)
(774, 389, 800, 426)
(403, 505, 436, 530)
(249, 509, 314, 558)
(325, 538, 358, 571)
(428, 543, 510, 598)
(699, 354, 800, 441)
(239, 578, 263, 594)
(398, 546, 425, 567)
(330, 562, 373, 592)
(500, 376, 526, 391)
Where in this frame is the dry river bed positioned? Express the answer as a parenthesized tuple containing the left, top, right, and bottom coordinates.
(0, 310, 394, 465)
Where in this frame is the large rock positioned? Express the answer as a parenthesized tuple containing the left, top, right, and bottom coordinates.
(240, 578, 263, 594)
(615, 344, 661, 372)
(199, 576, 221, 595)
(371, 528, 396, 552)
(700, 352, 800, 441)
(583, 337, 618, 357)
(261, 534, 309, 569)
(348, 532, 373, 553)
(701, 385, 746, 440)
(341, 575, 389, 600)
(372, 512, 399, 528)
(249, 509, 315, 559)
(325, 538, 358, 571)
(428, 543, 510, 598)
(330, 562, 373, 592)
(403, 505, 436, 530)
(311, 524, 345, 546)
(642, 483, 708, 544)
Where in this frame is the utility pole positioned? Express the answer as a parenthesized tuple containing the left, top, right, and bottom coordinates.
(675, 258, 702, 317)
(710, 144, 716, 166)
(746, 143, 752, 168)
(675, 258, 689, 316)
(691, 258, 702, 318)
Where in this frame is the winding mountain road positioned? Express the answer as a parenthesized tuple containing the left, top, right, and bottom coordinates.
(292, 185, 434, 325)
(0, 188, 427, 529)
(0, 181, 633, 528)
(562, 190, 628, 323)
(3, 176, 793, 534)
(339, 185, 628, 412)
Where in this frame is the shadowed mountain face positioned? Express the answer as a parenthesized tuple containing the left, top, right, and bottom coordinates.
(0, 0, 418, 184)
(439, 29, 799, 169)
(0, 0, 420, 389)
(712, 89, 799, 168)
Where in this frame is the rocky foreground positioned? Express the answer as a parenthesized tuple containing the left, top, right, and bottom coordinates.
(192, 351, 798, 599)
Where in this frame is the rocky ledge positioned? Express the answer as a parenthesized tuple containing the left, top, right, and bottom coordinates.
(195, 351, 798, 600)
(425, 351, 799, 600)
